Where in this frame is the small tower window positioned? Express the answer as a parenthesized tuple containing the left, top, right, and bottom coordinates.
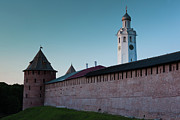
(38, 71, 40, 75)
(125, 21, 126, 27)
(119, 38, 120, 43)
(40, 86, 42, 90)
(29, 86, 31, 90)
(32, 71, 34, 75)
(26, 79, 28, 83)
(130, 36, 132, 42)
(43, 79, 45, 83)
(34, 79, 36, 83)
(131, 58, 132, 61)
(40, 94, 41, 98)
(123, 37, 126, 42)
(26, 94, 28, 98)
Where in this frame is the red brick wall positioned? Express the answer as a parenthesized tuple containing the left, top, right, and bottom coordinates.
(23, 71, 56, 110)
(45, 62, 180, 120)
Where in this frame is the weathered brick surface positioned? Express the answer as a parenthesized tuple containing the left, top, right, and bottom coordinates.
(44, 63, 180, 120)
(23, 71, 56, 110)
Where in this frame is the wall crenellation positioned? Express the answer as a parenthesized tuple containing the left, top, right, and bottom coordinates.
(46, 62, 179, 88)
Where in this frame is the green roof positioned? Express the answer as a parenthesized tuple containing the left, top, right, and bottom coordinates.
(46, 71, 80, 84)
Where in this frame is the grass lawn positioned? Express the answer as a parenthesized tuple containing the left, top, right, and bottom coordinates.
(0, 106, 141, 120)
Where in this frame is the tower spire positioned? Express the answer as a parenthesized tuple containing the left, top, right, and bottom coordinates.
(40, 45, 43, 50)
(126, 6, 127, 13)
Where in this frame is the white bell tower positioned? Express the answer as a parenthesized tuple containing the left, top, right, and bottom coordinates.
(117, 7, 137, 64)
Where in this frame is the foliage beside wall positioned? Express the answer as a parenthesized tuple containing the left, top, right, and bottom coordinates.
(0, 82, 23, 118)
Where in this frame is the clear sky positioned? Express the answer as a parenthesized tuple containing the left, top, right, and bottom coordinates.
(0, 0, 180, 84)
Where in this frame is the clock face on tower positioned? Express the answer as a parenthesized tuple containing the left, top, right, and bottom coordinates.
(129, 44, 134, 50)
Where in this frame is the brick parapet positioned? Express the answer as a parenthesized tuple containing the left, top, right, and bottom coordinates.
(45, 62, 180, 120)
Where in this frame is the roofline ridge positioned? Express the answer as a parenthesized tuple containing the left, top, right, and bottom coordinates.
(108, 50, 180, 68)
(23, 48, 57, 72)
(86, 50, 180, 77)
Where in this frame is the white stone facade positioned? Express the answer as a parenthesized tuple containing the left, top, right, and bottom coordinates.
(117, 11, 137, 64)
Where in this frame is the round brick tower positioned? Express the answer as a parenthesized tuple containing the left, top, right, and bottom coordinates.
(23, 48, 57, 110)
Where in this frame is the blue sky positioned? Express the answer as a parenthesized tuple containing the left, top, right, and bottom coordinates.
(0, 0, 180, 84)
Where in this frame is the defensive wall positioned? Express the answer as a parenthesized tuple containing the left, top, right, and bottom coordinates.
(44, 61, 180, 120)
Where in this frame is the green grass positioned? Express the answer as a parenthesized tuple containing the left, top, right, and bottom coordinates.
(0, 106, 140, 120)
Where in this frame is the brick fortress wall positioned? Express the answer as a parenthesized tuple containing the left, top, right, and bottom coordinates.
(44, 62, 180, 120)
(23, 71, 56, 110)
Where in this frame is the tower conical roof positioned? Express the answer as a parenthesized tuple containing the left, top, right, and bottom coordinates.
(23, 49, 57, 72)
(66, 64, 76, 74)
(122, 6, 131, 21)
(122, 13, 131, 21)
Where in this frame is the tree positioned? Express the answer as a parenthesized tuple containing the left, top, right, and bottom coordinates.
(0, 82, 23, 116)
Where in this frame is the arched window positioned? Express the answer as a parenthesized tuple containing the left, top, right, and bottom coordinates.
(123, 37, 126, 42)
(119, 38, 120, 43)
(130, 36, 132, 42)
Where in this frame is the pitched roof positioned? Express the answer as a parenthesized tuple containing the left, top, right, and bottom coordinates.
(67, 65, 105, 80)
(23, 49, 57, 72)
(66, 64, 76, 74)
(86, 51, 180, 77)
(46, 65, 105, 84)
(46, 71, 79, 84)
